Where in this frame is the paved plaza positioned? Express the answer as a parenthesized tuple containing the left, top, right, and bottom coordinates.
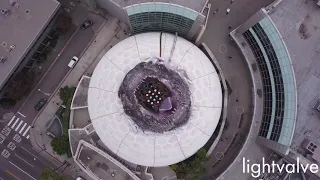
(199, 0, 274, 179)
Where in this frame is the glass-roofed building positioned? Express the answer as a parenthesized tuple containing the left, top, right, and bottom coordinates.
(81, 0, 208, 41)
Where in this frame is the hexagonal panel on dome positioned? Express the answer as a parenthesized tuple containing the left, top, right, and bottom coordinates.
(88, 32, 223, 167)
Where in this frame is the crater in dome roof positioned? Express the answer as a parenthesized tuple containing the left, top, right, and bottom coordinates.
(135, 77, 171, 113)
(118, 58, 192, 133)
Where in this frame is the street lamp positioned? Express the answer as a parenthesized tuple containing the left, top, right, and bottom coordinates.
(38, 88, 51, 96)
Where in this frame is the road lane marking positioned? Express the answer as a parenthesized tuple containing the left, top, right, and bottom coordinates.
(5, 170, 20, 180)
(2, 126, 12, 136)
(20, 146, 37, 158)
(22, 126, 31, 137)
(1, 149, 10, 158)
(13, 134, 21, 143)
(7, 142, 16, 151)
(17, 112, 26, 118)
(19, 123, 27, 134)
(15, 121, 23, 131)
(26, 135, 30, 139)
(20, 146, 53, 168)
(11, 118, 20, 129)
(0, 134, 6, 144)
(15, 154, 34, 167)
(8, 161, 36, 180)
(7, 116, 16, 126)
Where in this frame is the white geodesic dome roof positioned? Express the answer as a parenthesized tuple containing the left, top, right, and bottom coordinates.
(88, 32, 222, 167)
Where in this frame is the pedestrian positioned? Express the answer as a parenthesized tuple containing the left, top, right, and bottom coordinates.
(226, 8, 230, 15)
(228, 56, 232, 59)
(228, 26, 232, 30)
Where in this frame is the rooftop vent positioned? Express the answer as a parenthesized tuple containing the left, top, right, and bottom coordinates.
(307, 142, 317, 153)
(2, 42, 7, 47)
(7, 44, 15, 52)
(0, 9, 10, 16)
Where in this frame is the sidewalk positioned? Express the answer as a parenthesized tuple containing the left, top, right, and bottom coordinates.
(29, 14, 130, 177)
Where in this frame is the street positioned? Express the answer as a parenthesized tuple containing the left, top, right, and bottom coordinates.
(18, 26, 94, 124)
(0, 2, 95, 179)
(0, 126, 55, 180)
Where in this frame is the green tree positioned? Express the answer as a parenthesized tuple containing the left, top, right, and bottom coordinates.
(59, 86, 75, 104)
(0, 98, 16, 109)
(6, 71, 34, 100)
(62, 98, 72, 135)
(51, 135, 70, 155)
(171, 148, 210, 180)
(40, 168, 67, 180)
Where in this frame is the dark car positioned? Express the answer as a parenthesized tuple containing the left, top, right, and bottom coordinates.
(80, 20, 93, 30)
(35, 98, 47, 111)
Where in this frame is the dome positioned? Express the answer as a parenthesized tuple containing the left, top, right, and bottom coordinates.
(88, 32, 222, 167)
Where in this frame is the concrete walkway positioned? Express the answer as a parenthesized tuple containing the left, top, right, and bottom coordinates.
(29, 14, 130, 178)
(199, 0, 275, 179)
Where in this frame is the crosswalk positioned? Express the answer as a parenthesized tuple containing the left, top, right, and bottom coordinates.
(7, 116, 31, 139)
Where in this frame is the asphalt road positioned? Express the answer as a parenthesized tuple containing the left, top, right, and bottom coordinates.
(18, 26, 94, 125)
(0, 125, 55, 180)
(0, 14, 94, 180)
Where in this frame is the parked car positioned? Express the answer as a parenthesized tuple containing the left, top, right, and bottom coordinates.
(76, 177, 85, 180)
(80, 20, 93, 30)
(35, 98, 47, 111)
(68, 56, 79, 68)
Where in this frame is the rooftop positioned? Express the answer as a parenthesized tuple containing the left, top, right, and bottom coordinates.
(71, 76, 90, 109)
(268, 0, 320, 152)
(0, 0, 60, 89)
(88, 32, 222, 167)
(75, 140, 140, 180)
(110, 0, 207, 13)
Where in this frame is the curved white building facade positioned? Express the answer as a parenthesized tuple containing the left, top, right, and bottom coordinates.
(88, 32, 222, 167)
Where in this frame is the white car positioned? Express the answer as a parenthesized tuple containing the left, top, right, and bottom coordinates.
(68, 56, 79, 68)
(76, 177, 85, 180)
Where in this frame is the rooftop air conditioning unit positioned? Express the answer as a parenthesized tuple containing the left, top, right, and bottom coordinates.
(302, 139, 318, 153)
(0, 9, 10, 16)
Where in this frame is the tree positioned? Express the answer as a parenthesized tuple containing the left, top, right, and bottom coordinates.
(59, 86, 75, 104)
(37, 53, 48, 64)
(41, 168, 53, 180)
(171, 148, 210, 180)
(51, 135, 70, 155)
(41, 168, 67, 180)
(56, 14, 72, 35)
(49, 36, 58, 49)
(0, 98, 16, 109)
(6, 71, 34, 100)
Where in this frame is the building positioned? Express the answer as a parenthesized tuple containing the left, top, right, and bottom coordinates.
(69, 32, 225, 179)
(231, 8, 297, 156)
(88, 32, 222, 167)
(0, 0, 60, 93)
(74, 140, 140, 180)
(82, 0, 208, 41)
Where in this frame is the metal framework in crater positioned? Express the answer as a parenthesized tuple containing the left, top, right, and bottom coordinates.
(118, 58, 192, 133)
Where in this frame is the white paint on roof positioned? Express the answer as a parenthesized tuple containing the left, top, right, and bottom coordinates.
(88, 32, 222, 167)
